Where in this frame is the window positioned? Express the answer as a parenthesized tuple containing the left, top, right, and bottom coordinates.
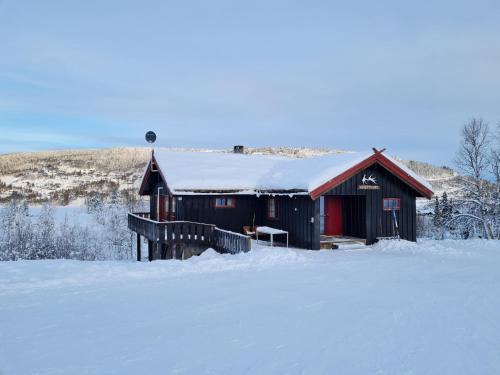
(163, 197, 170, 213)
(383, 198, 400, 211)
(214, 197, 236, 208)
(268, 197, 278, 219)
(167, 196, 175, 213)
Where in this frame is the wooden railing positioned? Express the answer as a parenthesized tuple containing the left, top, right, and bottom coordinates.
(214, 228, 251, 254)
(161, 221, 215, 246)
(128, 213, 251, 255)
(128, 213, 157, 241)
(133, 212, 150, 219)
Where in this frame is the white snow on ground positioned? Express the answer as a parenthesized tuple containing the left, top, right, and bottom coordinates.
(28, 203, 94, 225)
(1, 240, 500, 375)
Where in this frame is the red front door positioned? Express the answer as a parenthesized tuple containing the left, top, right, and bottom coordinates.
(325, 196, 343, 236)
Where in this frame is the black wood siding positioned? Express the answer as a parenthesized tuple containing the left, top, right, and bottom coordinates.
(175, 195, 320, 250)
(175, 195, 263, 233)
(144, 162, 419, 249)
(324, 163, 417, 244)
(261, 195, 320, 250)
(341, 196, 367, 238)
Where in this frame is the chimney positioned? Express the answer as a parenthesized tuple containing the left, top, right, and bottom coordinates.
(233, 145, 244, 154)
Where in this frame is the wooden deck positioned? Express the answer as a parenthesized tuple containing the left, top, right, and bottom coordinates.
(128, 212, 251, 260)
(320, 235, 367, 250)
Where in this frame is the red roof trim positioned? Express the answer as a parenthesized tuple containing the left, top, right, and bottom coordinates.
(309, 151, 433, 200)
(309, 153, 380, 200)
(376, 154, 433, 199)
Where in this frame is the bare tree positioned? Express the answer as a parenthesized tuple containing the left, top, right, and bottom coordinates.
(456, 118, 490, 179)
(489, 123, 500, 237)
(453, 118, 495, 238)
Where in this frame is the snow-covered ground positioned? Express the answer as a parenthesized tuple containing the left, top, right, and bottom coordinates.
(28, 203, 93, 224)
(1, 240, 499, 375)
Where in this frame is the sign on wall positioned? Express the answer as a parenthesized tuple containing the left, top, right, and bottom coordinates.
(358, 173, 381, 190)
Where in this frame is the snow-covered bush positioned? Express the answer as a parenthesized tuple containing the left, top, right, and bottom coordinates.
(0, 193, 144, 261)
(0, 200, 33, 260)
(32, 204, 57, 259)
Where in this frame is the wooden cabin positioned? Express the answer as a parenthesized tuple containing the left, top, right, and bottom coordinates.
(128, 147, 433, 260)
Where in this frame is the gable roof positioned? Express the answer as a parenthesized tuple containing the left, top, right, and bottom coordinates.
(139, 149, 433, 199)
(308, 150, 434, 199)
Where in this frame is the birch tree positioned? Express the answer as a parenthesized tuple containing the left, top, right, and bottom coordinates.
(453, 118, 495, 238)
(489, 123, 500, 237)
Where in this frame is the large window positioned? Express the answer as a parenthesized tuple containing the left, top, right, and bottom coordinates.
(383, 198, 400, 211)
(214, 197, 236, 208)
(268, 197, 278, 219)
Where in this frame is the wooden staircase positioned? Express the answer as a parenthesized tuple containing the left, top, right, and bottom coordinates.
(128, 212, 251, 260)
(320, 235, 367, 250)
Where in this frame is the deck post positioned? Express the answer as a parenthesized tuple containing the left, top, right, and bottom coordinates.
(136, 233, 141, 261)
(148, 240, 153, 261)
(160, 243, 167, 259)
(166, 245, 173, 259)
(157, 225, 165, 260)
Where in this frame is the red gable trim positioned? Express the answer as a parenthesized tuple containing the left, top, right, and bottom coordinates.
(376, 154, 434, 199)
(309, 153, 379, 200)
(309, 150, 433, 200)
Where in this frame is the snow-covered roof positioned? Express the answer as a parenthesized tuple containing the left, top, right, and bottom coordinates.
(143, 149, 433, 198)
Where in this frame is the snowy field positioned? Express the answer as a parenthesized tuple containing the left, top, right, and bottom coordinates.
(1, 240, 500, 375)
(28, 203, 93, 224)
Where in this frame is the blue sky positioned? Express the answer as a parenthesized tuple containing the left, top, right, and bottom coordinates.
(0, 0, 499, 165)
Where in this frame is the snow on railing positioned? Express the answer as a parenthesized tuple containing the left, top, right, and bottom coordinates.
(214, 228, 251, 254)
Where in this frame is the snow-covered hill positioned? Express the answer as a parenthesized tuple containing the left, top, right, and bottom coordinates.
(0, 148, 151, 204)
(397, 158, 459, 196)
(0, 147, 456, 207)
(394, 158, 460, 213)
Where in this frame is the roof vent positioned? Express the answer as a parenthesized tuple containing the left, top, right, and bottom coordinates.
(233, 145, 244, 154)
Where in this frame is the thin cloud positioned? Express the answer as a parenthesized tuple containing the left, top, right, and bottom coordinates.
(0, 0, 499, 164)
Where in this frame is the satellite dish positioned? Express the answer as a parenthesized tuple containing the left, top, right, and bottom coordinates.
(145, 131, 156, 144)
